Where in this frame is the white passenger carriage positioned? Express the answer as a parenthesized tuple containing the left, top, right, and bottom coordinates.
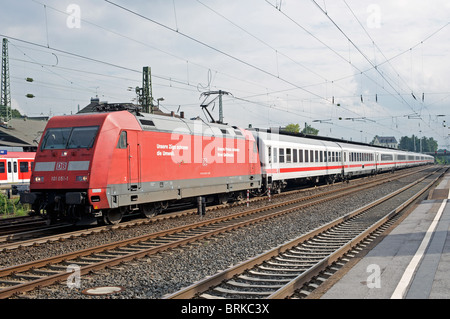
(251, 129, 434, 193)
(337, 142, 377, 178)
(252, 131, 344, 192)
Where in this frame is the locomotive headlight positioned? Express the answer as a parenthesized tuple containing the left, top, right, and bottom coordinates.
(34, 176, 44, 182)
(76, 175, 88, 182)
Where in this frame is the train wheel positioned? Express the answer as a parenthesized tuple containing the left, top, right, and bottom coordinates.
(217, 194, 228, 205)
(140, 203, 158, 218)
(103, 209, 123, 225)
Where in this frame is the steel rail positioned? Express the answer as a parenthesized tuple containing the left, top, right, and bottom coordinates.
(0, 166, 427, 250)
(164, 167, 444, 299)
(0, 167, 435, 298)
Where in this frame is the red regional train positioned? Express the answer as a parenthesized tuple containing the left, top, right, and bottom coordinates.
(0, 151, 35, 184)
(20, 105, 433, 225)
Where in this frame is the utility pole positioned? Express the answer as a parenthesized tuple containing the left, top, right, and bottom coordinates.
(1, 38, 11, 123)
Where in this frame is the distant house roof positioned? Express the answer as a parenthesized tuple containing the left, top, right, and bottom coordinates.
(375, 136, 398, 144)
(0, 117, 48, 150)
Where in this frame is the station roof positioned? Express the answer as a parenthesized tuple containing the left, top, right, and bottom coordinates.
(0, 117, 48, 150)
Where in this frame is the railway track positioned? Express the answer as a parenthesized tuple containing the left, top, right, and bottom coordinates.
(0, 166, 428, 251)
(164, 166, 446, 299)
(0, 166, 438, 299)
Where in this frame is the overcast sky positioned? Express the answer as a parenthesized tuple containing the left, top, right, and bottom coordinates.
(1, 0, 450, 148)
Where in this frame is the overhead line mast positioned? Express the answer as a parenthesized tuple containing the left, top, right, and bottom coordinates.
(1, 38, 11, 123)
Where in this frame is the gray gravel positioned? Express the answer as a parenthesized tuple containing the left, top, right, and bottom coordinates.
(3, 172, 425, 299)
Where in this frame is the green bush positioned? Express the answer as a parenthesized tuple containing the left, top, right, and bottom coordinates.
(0, 193, 29, 217)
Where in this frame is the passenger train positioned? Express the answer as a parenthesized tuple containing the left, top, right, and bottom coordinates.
(20, 105, 434, 225)
(0, 151, 35, 184)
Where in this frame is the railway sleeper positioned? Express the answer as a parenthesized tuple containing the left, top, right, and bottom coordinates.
(213, 286, 273, 296)
(282, 252, 325, 259)
(13, 273, 45, 280)
(226, 280, 284, 289)
(238, 275, 291, 283)
(0, 279, 27, 286)
(301, 243, 344, 249)
(248, 270, 299, 277)
(257, 265, 309, 273)
(31, 268, 62, 275)
(275, 256, 319, 264)
(312, 236, 352, 243)
(266, 260, 316, 268)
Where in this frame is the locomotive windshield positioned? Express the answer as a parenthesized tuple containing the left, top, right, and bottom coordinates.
(41, 126, 99, 150)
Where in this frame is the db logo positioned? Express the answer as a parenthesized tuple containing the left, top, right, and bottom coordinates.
(56, 162, 67, 170)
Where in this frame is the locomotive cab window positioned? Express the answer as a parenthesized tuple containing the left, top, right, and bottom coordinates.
(117, 131, 127, 149)
(67, 126, 99, 149)
(41, 126, 99, 150)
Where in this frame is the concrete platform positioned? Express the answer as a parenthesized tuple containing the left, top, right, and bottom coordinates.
(320, 171, 450, 299)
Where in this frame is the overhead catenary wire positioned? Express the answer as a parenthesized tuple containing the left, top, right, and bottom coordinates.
(103, 0, 329, 102)
(3, 2, 447, 144)
(309, 0, 446, 140)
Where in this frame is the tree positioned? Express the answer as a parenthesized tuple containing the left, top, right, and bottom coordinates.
(302, 124, 319, 136)
(284, 123, 300, 133)
(283, 123, 319, 135)
(399, 135, 438, 152)
(11, 109, 21, 118)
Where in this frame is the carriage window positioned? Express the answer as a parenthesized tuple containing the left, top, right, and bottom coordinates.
(310, 150, 314, 163)
(117, 131, 127, 149)
(286, 149, 291, 163)
(0, 162, 4, 173)
(268, 147, 272, 164)
(273, 148, 278, 163)
(305, 149, 309, 162)
(320, 151, 323, 163)
(279, 148, 285, 163)
(293, 149, 298, 163)
(20, 162, 29, 173)
(299, 149, 303, 163)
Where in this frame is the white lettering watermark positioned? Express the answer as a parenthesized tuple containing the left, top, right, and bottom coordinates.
(367, 4, 381, 29)
(366, 264, 381, 288)
(66, 4, 81, 29)
(66, 264, 81, 289)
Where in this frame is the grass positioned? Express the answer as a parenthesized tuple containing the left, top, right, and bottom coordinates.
(0, 193, 30, 218)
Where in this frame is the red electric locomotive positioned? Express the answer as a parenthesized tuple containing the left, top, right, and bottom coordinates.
(21, 107, 261, 224)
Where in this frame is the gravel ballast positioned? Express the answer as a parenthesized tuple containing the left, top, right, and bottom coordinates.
(1, 173, 427, 299)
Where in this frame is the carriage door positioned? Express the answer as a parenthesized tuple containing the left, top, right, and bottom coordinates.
(6, 159, 18, 183)
(375, 153, 379, 171)
(127, 131, 141, 191)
